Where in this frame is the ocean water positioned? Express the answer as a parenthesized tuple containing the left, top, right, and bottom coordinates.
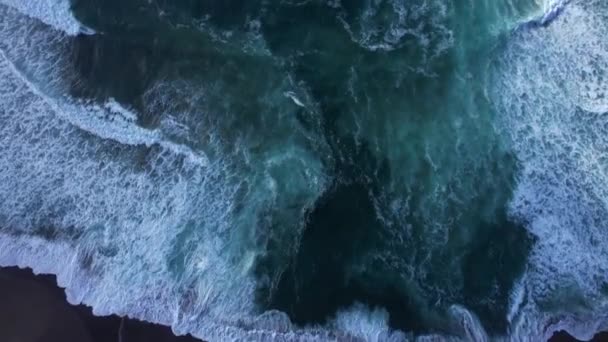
(0, 0, 606, 341)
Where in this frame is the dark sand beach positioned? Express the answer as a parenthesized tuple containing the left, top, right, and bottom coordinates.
(0, 267, 202, 342)
(552, 331, 608, 342)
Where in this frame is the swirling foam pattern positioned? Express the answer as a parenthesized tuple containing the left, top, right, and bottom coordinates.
(490, 0, 608, 339)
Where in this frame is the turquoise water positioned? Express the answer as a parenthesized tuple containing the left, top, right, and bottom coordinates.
(0, 0, 607, 340)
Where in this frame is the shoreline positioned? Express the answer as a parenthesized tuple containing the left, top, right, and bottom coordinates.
(0, 266, 203, 342)
(0, 266, 604, 342)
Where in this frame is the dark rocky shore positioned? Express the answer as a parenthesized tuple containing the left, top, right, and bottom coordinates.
(0, 266, 604, 342)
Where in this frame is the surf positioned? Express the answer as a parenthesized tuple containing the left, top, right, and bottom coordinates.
(489, 0, 608, 340)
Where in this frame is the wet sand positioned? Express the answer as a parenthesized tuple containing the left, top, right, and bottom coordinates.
(551, 331, 608, 342)
(0, 266, 202, 342)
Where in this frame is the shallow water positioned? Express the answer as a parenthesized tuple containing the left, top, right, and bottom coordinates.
(0, 0, 606, 341)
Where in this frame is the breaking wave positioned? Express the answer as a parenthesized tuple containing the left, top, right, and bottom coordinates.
(490, 0, 608, 339)
(0, 0, 90, 35)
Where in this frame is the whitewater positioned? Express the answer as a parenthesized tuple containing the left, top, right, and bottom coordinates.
(491, 0, 608, 339)
(0, 0, 607, 341)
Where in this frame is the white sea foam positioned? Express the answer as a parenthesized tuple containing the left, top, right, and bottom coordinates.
(325, 303, 483, 341)
(284, 91, 306, 108)
(327, 303, 489, 342)
(538, 0, 570, 26)
(0, 4, 208, 166)
(449, 306, 488, 342)
(330, 303, 399, 341)
(335, 0, 453, 58)
(491, 0, 608, 339)
(0, 4, 260, 340)
(0, 0, 88, 35)
(0, 39, 265, 335)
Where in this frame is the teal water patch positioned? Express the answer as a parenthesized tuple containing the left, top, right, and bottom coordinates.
(252, 0, 535, 336)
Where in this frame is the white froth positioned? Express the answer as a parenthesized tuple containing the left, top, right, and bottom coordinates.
(449, 305, 488, 342)
(0, 0, 86, 35)
(330, 303, 396, 341)
(328, 303, 488, 342)
(104, 98, 138, 122)
(0, 5, 263, 340)
(0, 51, 208, 165)
(0, 41, 256, 326)
(491, 0, 608, 339)
(336, 0, 453, 58)
(0, 4, 208, 166)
